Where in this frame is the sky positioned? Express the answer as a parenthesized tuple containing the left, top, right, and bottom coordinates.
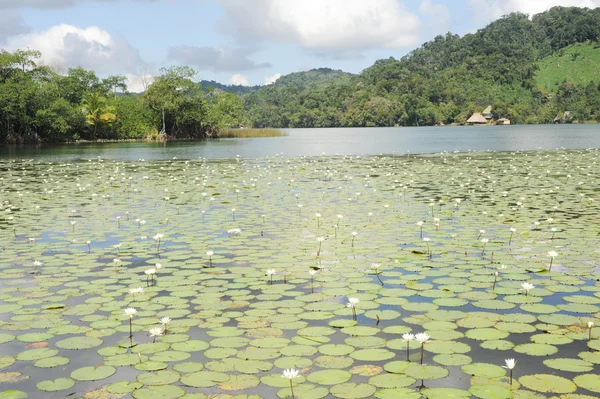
(1, 0, 599, 91)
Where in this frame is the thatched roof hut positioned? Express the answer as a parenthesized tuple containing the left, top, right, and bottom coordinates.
(467, 113, 487, 125)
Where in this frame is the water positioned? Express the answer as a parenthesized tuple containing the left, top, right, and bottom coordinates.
(1, 125, 599, 161)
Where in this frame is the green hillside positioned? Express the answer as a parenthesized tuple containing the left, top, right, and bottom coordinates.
(536, 42, 600, 91)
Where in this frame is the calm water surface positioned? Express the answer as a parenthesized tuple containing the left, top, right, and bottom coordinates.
(1, 125, 599, 161)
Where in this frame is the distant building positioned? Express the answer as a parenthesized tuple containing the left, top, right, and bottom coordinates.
(496, 118, 511, 125)
(467, 113, 488, 125)
(554, 111, 573, 123)
(482, 106, 493, 120)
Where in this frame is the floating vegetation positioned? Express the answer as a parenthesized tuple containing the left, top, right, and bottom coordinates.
(0, 149, 599, 398)
(219, 128, 286, 138)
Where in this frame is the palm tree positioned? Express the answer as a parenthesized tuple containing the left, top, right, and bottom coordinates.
(81, 92, 116, 138)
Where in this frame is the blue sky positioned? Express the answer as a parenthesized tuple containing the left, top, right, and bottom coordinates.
(1, 0, 598, 90)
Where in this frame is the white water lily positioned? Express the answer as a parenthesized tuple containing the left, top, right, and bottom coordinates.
(206, 251, 214, 256)
(520, 282, 535, 295)
(415, 332, 431, 364)
(402, 333, 415, 342)
(282, 368, 300, 379)
(415, 333, 430, 343)
(503, 358, 517, 370)
(124, 308, 137, 318)
(503, 358, 517, 385)
(160, 317, 171, 325)
(309, 269, 318, 276)
(347, 297, 359, 307)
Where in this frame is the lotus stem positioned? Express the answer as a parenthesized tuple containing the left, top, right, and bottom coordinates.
(420, 343, 424, 364)
(407, 342, 410, 361)
(290, 379, 295, 399)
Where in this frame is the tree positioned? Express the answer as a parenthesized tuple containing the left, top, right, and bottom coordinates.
(81, 92, 117, 139)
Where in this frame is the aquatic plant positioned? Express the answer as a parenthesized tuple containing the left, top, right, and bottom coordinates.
(281, 368, 300, 399)
(415, 332, 431, 364)
(503, 358, 517, 385)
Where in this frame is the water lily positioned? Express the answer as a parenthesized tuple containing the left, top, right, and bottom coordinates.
(520, 282, 535, 296)
(548, 250, 558, 270)
(370, 263, 384, 285)
(160, 317, 171, 334)
(550, 227, 557, 240)
(417, 221, 424, 238)
(309, 269, 317, 293)
(129, 287, 144, 300)
(351, 231, 357, 247)
(588, 321, 595, 341)
(423, 237, 431, 257)
(502, 358, 517, 385)
(481, 238, 489, 256)
(266, 268, 276, 285)
(86, 240, 91, 253)
(402, 333, 415, 361)
(316, 236, 325, 256)
(124, 307, 137, 348)
(153, 233, 164, 252)
(492, 271, 499, 291)
(206, 250, 214, 267)
(336, 214, 343, 227)
(415, 332, 431, 364)
(32, 260, 42, 274)
(281, 368, 300, 399)
(347, 297, 359, 320)
(149, 327, 163, 343)
(145, 268, 156, 286)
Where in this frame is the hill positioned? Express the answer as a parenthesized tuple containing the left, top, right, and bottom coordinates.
(243, 6, 600, 127)
(536, 42, 600, 91)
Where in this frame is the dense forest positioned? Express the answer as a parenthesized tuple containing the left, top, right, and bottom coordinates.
(1, 6, 600, 143)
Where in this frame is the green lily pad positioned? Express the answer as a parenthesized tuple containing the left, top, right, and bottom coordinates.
(36, 378, 75, 392)
(519, 374, 577, 393)
(71, 365, 116, 381)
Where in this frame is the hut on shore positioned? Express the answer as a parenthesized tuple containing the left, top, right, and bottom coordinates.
(467, 113, 488, 125)
(483, 106, 493, 120)
(496, 118, 511, 125)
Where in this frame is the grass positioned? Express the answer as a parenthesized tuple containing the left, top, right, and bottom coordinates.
(218, 128, 286, 138)
(536, 42, 600, 91)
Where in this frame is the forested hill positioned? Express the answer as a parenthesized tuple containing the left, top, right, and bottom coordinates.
(2, 6, 600, 143)
(246, 6, 600, 127)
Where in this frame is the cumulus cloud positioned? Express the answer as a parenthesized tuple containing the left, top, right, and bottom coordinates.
(0, 9, 30, 43)
(230, 73, 249, 86)
(5, 24, 143, 74)
(215, 0, 421, 57)
(264, 73, 281, 85)
(468, 0, 600, 20)
(168, 45, 270, 72)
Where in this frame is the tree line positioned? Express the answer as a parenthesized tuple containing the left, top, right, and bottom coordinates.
(1, 6, 600, 143)
(0, 54, 248, 143)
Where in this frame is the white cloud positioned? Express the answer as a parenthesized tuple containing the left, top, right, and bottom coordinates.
(216, 0, 421, 57)
(264, 73, 281, 85)
(468, 0, 600, 20)
(125, 73, 154, 93)
(168, 45, 270, 71)
(230, 73, 250, 86)
(5, 24, 143, 75)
